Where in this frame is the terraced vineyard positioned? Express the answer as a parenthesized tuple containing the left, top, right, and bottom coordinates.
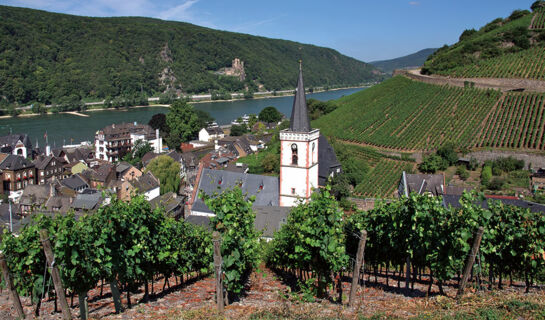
(530, 8, 545, 29)
(314, 77, 502, 151)
(337, 143, 415, 198)
(435, 46, 545, 80)
(477, 92, 545, 149)
(314, 77, 545, 152)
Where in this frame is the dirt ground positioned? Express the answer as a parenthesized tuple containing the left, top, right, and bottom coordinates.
(1, 265, 543, 319)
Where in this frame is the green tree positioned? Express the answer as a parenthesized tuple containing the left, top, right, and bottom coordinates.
(258, 106, 282, 123)
(419, 154, 448, 173)
(148, 113, 168, 135)
(122, 140, 153, 167)
(165, 100, 201, 149)
(230, 124, 248, 136)
(145, 155, 181, 194)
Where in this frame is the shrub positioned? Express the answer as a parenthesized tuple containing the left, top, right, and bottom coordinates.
(437, 143, 458, 165)
(487, 177, 506, 190)
(419, 154, 448, 173)
(459, 29, 477, 41)
(481, 166, 492, 185)
(507, 10, 530, 21)
(456, 166, 470, 181)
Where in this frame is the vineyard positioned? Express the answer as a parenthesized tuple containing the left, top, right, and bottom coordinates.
(314, 77, 501, 151)
(477, 92, 545, 149)
(267, 191, 545, 302)
(331, 142, 415, 198)
(0, 191, 259, 319)
(314, 77, 545, 151)
(530, 8, 545, 29)
(434, 46, 545, 80)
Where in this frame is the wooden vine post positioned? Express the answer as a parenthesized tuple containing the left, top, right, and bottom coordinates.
(39, 229, 72, 320)
(456, 227, 484, 299)
(349, 230, 367, 307)
(0, 252, 25, 319)
(212, 231, 224, 313)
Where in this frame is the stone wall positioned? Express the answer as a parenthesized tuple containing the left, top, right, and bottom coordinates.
(466, 150, 545, 169)
(394, 69, 545, 93)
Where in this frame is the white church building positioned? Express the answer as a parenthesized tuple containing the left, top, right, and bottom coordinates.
(188, 63, 342, 230)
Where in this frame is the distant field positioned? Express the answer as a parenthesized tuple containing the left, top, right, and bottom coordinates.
(314, 76, 545, 151)
(435, 46, 545, 80)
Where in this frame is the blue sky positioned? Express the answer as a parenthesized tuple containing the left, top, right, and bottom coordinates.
(0, 0, 536, 62)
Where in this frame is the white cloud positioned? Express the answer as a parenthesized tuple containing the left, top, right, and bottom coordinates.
(157, 0, 198, 21)
(408, 1, 420, 5)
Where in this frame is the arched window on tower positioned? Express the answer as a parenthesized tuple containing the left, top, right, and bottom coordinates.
(291, 143, 298, 165)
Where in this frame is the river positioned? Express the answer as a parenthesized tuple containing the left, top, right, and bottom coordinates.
(0, 87, 364, 147)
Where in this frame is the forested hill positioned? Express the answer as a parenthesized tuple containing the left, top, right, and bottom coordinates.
(422, 1, 545, 79)
(0, 6, 384, 105)
(370, 48, 437, 74)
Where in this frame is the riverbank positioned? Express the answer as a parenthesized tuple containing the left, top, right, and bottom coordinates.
(1, 85, 370, 119)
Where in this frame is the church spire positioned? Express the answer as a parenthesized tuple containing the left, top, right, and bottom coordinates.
(289, 60, 311, 132)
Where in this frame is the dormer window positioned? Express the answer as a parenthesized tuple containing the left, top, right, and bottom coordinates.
(218, 178, 222, 185)
(291, 143, 298, 165)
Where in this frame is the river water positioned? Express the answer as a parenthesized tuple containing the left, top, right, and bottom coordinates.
(0, 87, 364, 147)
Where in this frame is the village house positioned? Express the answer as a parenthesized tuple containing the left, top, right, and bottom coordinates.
(0, 134, 33, 158)
(118, 172, 160, 201)
(61, 174, 89, 193)
(33, 155, 64, 184)
(198, 126, 225, 142)
(95, 122, 162, 162)
(0, 154, 36, 195)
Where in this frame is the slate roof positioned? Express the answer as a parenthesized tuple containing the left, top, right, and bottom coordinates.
(442, 194, 545, 214)
(400, 172, 444, 197)
(142, 152, 159, 166)
(253, 205, 290, 238)
(19, 184, 51, 206)
(185, 215, 212, 230)
(45, 195, 72, 213)
(0, 134, 32, 149)
(61, 174, 89, 191)
(150, 192, 185, 218)
(318, 135, 341, 186)
(130, 172, 159, 193)
(192, 168, 279, 214)
(186, 205, 289, 238)
(33, 155, 59, 170)
(71, 192, 103, 211)
(289, 63, 311, 132)
(204, 126, 224, 135)
(0, 154, 34, 171)
(116, 162, 132, 175)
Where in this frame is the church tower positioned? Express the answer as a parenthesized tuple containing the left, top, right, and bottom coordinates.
(279, 62, 320, 207)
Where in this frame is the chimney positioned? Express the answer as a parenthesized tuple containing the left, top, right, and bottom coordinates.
(156, 128, 159, 140)
(49, 184, 56, 198)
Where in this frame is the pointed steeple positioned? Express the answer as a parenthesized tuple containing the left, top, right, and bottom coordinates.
(289, 60, 311, 132)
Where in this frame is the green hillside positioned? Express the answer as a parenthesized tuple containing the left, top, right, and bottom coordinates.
(313, 76, 545, 151)
(422, 3, 545, 79)
(370, 48, 437, 74)
(0, 6, 383, 106)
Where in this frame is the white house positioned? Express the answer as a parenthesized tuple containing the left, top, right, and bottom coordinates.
(198, 126, 225, 142)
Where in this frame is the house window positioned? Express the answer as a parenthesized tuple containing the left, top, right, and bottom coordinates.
(291, 143, 298, 165)
(41, 171, 44, 176)
(16, 182, 20, 189)
(291, 188, 296, 195)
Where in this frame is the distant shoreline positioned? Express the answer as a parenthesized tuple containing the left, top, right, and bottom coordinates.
(0, 85, 368, 119)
